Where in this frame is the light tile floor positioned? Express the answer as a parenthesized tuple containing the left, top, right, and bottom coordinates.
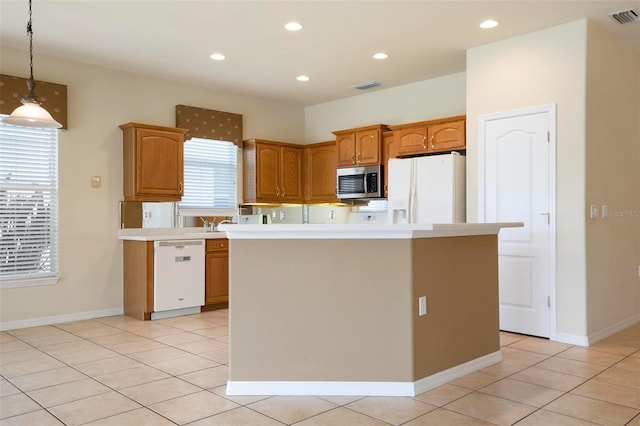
(1, 310, 639, 425)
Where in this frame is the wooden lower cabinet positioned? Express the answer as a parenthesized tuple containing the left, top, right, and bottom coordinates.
(123, 240, 154, 321)
(123, 238, 229, 320)
(204, 239, 229, 307)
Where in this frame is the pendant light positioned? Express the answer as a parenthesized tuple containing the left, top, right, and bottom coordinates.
(2, 0, 62, 129)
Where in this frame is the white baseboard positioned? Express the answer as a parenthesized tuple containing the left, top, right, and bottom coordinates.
(555, 313, 640, 347)
(226, 350, 502, 397)
(555, 332, 589, 346)
(587, 313, 640, 345)
(413, 350, 502, 395)
(0, 307, 124, 331)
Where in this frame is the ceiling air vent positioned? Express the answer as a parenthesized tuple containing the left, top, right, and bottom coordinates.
(609, 8, 640, 24)
(352, 81, 382, 90)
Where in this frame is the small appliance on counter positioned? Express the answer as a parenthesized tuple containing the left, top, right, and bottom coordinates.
(347, 212, 388, 224)
(234, 214, 272, 224)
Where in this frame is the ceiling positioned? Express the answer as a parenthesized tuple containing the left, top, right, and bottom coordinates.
(1, 0, 639, 106)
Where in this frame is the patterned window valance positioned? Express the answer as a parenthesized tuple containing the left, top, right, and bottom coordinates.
(175, 104, 243, 148)
(0, 74, 68, 129)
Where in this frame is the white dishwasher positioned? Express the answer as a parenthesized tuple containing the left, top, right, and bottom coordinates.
(153, 239, 204, 316)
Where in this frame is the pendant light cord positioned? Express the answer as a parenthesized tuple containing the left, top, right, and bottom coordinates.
(27, 0, 33, 82)
(22, 0, 39, 104)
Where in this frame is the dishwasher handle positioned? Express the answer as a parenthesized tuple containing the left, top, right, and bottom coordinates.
(155, 240, 204, 248)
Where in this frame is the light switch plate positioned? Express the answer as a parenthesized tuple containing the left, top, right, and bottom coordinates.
(418, 296, 427, 316)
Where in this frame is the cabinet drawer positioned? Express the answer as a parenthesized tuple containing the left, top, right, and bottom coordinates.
(206, 239, 229, 251)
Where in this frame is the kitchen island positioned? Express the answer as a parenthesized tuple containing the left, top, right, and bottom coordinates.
(219, 222, 522, 397)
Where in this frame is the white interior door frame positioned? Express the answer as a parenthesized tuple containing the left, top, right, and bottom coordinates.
(478, 104, 557, 341)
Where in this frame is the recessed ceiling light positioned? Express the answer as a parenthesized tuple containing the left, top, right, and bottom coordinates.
(285, 22, 303, 31)
(296, 75, 310, 82)
(373, 52, 389, 60)
(480, 19, 499, 29)
(209, 53, 226, 60)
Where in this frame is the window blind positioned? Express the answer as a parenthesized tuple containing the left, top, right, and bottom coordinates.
(0, 119, 59, 287)
(180, 138, 238, 211)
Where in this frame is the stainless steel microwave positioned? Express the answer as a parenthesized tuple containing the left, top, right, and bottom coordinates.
(336, 165, 383, 199)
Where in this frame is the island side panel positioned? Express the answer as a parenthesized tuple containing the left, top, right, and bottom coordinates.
(229, 239, 414, 382)
(412, 235, 500, 379)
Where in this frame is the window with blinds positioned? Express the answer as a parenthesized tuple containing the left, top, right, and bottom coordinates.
(0, 119, 59, 288)
(179, 137, 238, 213)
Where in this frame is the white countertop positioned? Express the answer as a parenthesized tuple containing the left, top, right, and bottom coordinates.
(118, 227, 227, 241)
(217, 222, 523, 240)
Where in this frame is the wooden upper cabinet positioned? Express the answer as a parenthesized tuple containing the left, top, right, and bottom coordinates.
(119, 122, 188, 202)
(243, 139, 303, 203)
(304, 141, 337, 203)
(356, 129, 381, 165)
(395, 126, 428, 156)
(382, 131, 397, 198)
(390, 115, 466, 157)
(255, 143, 279, 199)
(428, 120, 466, 152)
(333, 124, 388, 167)
(279, 146, 303, 202)
(336, 133, 356, 167)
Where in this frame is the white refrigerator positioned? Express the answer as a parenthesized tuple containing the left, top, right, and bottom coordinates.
(387, 152, 465, 224)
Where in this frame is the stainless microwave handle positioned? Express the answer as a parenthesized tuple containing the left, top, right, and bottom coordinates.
(363, 174, 368, 194)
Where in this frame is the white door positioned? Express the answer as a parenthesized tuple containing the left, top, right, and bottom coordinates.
(483, 109, 553, 338)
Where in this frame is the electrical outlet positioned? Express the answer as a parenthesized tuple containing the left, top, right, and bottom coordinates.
(418, 296, 427, 316)
(601, 205, 608, 219)
(590, 205, 599, 219)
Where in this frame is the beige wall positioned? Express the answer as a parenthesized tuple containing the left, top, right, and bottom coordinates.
(467, 19, 640, 339)
(304, 72, 466, 143)
(466, 20, 589, 338)
(0, 46, 305, 326)
(585, 23, 640, 334)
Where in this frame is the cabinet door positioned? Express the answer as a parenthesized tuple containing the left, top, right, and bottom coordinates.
(305, 144, 337, 203)
(336, 133, 356, 167)
(205, 249, 229, 305)
(256, 143, 280, 199)
(279, 146, 303, 202)
(136, 128, 183, 197)
(427, 120, 466, 153)
(395, 126, 428, 156)
(356, 129, 381, 165)
(382, 132, 397, 197)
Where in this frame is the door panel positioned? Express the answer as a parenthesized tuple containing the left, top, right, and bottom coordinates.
(485, 112, 550, 337)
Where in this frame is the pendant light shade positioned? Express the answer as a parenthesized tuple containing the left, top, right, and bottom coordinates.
(3, 101, 62, 129)
(1, 0, 62, 129)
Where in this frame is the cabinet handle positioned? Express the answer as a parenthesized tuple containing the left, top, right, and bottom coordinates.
(219, 243, 224, 248)
(179, 182, 183, 192)
(282, 188, 286, 197)
(430, 135, 434, 149)
(422, 136, 426, 149)
(276, 187, 280, 196)
(351, 154, 356, 164)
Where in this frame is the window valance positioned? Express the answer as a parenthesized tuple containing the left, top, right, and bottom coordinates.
(0, 74, 68, 130)
(175, 104, 242, 148)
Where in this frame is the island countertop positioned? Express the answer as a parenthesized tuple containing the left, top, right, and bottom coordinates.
(118, 227, 227, 241)
(218, 222, 523, 240)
